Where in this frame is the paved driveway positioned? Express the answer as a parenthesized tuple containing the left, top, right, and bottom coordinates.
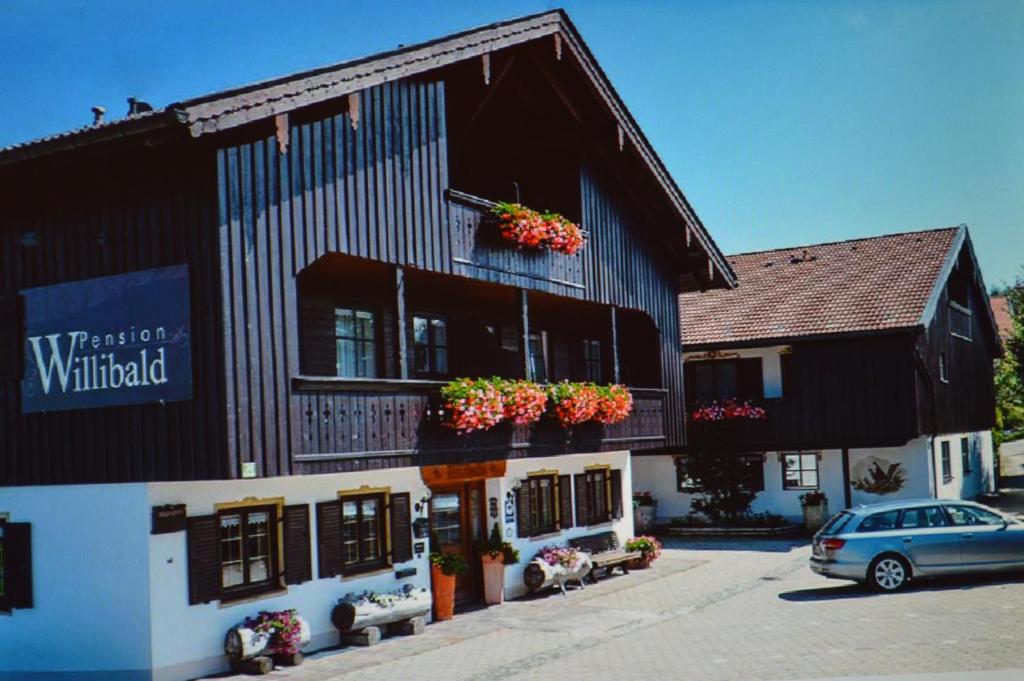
(206, 537, 1024, 681)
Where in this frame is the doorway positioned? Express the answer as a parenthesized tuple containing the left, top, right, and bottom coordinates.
(429, 480, 486, 608)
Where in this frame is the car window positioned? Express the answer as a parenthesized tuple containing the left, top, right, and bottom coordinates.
(820, 511, 853, 535)
(899, 507, 948, 529)
(946, 505, 1005, 526)
(856, 510, 901, 532)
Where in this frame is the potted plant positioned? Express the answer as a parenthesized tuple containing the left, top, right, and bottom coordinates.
(799, 491, 829, 532)
(440, 377, 505, 434)
(429, 534, 468, 621)
(477, 522, 520, 605)
(632, 491, 658, 533)
(625, 536, 663, 569)
(593, 384, 634, 424)
(547, 381, 600, 427)
(499, 380, 548, 425)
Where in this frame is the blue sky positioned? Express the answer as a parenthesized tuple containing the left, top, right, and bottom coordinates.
(1, 0, 1021, 287)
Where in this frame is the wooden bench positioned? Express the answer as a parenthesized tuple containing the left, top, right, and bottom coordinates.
(569, 532, 641, 583)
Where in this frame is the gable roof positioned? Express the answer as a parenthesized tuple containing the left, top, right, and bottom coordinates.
(0, 9, 735, 288)
(680, 225, 997, 348)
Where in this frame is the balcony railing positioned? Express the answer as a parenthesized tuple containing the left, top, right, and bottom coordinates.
(292, 377, 666, 461)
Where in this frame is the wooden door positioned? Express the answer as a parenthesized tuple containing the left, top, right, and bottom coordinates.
(429, 481, 486, 607)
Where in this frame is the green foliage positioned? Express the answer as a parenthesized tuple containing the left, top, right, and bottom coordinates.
(477, 522, 520, 564)
(685, 422, 759, 522)
(995, 271, 1024, 445)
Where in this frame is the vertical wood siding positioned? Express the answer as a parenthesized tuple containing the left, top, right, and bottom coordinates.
(0, 149, 227, 485)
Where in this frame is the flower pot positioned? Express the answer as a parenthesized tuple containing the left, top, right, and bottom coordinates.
(633, 500, 657, 533)
(626, 555, 655, 570)
(481, 554, 506, 605)
(430, 564, 456, 621)
(802, 499, 829, 532)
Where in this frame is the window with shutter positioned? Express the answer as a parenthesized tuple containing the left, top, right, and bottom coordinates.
(282, 504, 312, 585)
(0, 521, 32, 610)
(186, 515, 220, 605)
(316, 500, 343, 578)
(558, 475, 573, 529)
(574, 473, 589, 527)
(390, 493, 413, 564)
(521, 474, 558, 536)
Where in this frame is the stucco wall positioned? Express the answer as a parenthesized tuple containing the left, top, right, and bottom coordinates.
(0, 484, 153, 680)
(932, 430, 996, 501)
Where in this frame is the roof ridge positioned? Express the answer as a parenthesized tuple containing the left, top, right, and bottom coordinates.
(725, 225, 962, 260)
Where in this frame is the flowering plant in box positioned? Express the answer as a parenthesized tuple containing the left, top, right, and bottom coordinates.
(440, 377, 505, 434)
(538, 545, 583, 570)
(492, 202, 585, 255)
(625, 536, 663, 562)
(690, 399, 766, 422)
(499, 379, 548, 425)
(245, 609, 304, 655)
(593, 384, 633, 424)
(547, 381, 600, 427)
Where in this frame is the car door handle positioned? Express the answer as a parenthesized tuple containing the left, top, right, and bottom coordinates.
(901, 537, 913, 543)
(962, 533, 974, 539)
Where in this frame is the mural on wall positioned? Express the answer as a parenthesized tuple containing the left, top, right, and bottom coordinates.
(851, 457, 907, 495)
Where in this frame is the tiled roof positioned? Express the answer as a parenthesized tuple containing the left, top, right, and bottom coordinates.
(0, 110, 165, 156)
(680, 227, 963, 346)
(991, 296, 1015, 340)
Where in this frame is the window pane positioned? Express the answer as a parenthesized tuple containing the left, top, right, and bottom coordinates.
(220, 514, 244, 588)
(356, 339, 376, 377)
(431, 493, 462, 547)
(361, 499, 379, 561)
(342, 501, 359, 565)
(431, 319, 447, 346)
(355, 310, 375, 341)
(337, 339, 355, 377)
(784, 455, 798, 472)
(246, 511, 271, 583)
(694, 364, 715, 403)
(335, 309, 354, 337)
(802, 471, 818, 488)
(785, 470, 801, 487)
(413, 317, 429, 344)
(529, 335, 547, 383)
(801, 454, 817, 471)
(434, 347, 448, 374)
(538, 478, 553, 529)
(857, 510, 900, 532)
(414, 345, 430, 374)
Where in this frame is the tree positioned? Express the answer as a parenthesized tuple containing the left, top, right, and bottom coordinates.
(995, 272, 1024, 445)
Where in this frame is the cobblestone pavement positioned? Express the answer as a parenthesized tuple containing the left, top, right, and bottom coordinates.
(206, 537, 1024, 681)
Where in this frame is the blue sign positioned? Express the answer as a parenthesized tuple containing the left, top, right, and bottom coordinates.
(21, 265, 192, 413)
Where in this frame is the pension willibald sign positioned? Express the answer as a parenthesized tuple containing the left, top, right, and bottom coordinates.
(21, 265, 193, 413)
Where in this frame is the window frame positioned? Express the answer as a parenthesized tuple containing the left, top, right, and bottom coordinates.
(411, 313, 449, 379)
(582, 466, 611, 525)
(334, 305, 379, 378)
(215, 503, 282, 601)
(781, 452, 820, 490)
(582, 338, 603, 383)
(525, 473, 559, 536)
(527, 332, 549, 383)
(940, 441, 952, 482)
(338, 491, 388, 576)
(960, 437, 972, 474)
(675, 453, 765, 493)
(938, 351, 949, 383)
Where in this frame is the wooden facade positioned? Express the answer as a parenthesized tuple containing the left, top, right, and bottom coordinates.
(0, 12, 729, 486)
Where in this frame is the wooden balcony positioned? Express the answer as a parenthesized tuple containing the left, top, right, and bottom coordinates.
(292, 377, 667, 463)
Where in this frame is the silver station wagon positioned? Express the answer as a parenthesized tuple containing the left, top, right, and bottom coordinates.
(810, 499, 1024, 591)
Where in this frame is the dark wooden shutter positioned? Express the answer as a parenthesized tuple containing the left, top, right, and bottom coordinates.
(0, 295, 23, 381)
(574, 473, 589, 526)
(186, 515, 220, 605)
(3, 523, 33, 609)
(282, 504, 312, 585)
(558, 475, 573, 529)
(516, 483, 532, 538)
(737, 358, 764, 401)
(316, 500, 342, 578)
(389, 493, 413, 564)
(610, 469, 624, 520)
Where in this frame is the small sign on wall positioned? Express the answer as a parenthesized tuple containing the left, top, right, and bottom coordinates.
(151, 504, 187, 534)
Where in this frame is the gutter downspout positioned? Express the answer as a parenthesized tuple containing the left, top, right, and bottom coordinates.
(913, 341, 941, 498)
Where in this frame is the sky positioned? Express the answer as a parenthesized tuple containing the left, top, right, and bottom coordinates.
(1, 0, 1021, 288)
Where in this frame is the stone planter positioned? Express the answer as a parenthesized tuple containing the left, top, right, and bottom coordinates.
(626, 555, 655, 570)
(481, 554, 506, 605)
(802, 499, 829, 533)
(430, 564, 456, 621)
(633, 500, 657, 534)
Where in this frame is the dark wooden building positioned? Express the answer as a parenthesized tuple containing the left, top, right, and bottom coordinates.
(634, 226, 1002, 520)
(0, 11, 734, 680)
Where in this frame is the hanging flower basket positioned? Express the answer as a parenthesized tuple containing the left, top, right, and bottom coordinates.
(690, 399, 766, 422)
(499, 379, 548, 425)
(548, 381, 600, 427)
(593, 384, 633, 424)
(492, 202, 585, 255)
(440, 378, 505, 434)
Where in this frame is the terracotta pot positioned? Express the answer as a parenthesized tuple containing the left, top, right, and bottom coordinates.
(626, 555, 655, 570)
(431, 564, 456, 621)
(481, 554, 506, 605)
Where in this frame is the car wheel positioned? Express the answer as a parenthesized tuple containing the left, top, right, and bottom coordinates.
(869, 555, 910, 592)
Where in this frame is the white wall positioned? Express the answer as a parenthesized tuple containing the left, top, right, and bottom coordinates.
(499, 450, 634, 598)
(683, 345, 789, 399)
(145, 468, 431, 681)
(0, 483, 153, 680)
(847, 437, 933, 506)
(932, 430, 996, 501)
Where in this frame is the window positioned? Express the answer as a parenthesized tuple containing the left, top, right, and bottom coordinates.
(856, 510, 901, 533)
(782, 452, 819, 490)
(524, 474, 558, 535)
(218, 506, 279, 598)
(938, 352, 949, 383)
(898, 507, 947, 529)
(0, 519, 32, 611)
(960, 437, 972, 474)
(676, 454, 764, 492)
(582, 468, 609, 524)
(340, 493, 386, 574)
(688, 358, 763, 405)
(335, 307, 377, 377)
(527, 333, 548, 383)
(413, 315, 448, 377)
(582, 339, 603, 382)
(946, 505, 1005, 527)
(940, 441, 952, 482)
